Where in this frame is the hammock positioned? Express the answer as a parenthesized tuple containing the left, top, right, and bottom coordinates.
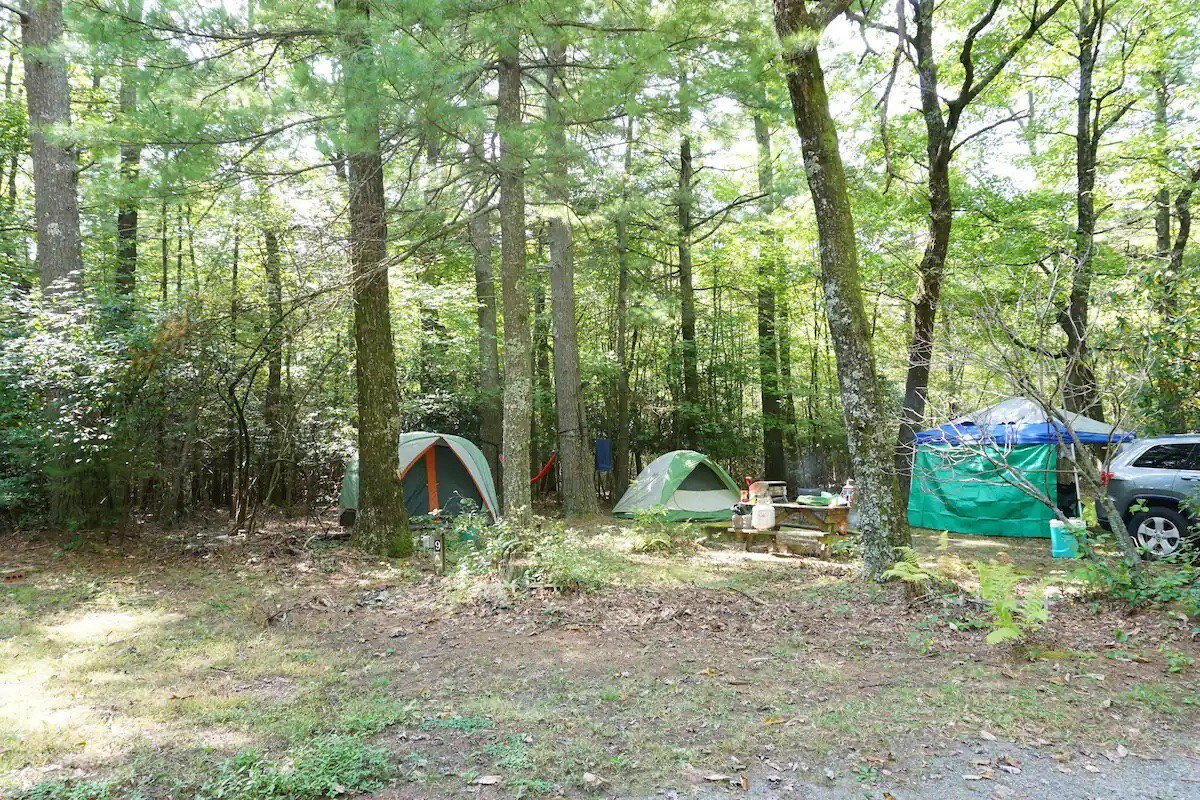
(531, 450, 557, 484)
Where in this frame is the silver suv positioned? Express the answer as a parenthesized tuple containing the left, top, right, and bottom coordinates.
(1101, 435, 1200, 557)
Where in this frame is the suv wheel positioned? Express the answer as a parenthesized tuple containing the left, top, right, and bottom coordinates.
(1128, 506, 1189, 558)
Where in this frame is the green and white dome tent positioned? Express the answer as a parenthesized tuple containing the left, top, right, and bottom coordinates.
(339, 431, 499, 526)
(612, 449, 740, 523)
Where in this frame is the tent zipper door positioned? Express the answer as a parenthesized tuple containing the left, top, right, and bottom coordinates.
(425, 447, 439, 513)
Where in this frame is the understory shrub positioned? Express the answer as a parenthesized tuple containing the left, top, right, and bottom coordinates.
(975, 560, 1049, 645)
(454, 517, 610, 594)
(881, 546, 936, 596)
(881, 535, 958, 596)
(1076, 537, 1200, 617)
(628, 507, 704, 554)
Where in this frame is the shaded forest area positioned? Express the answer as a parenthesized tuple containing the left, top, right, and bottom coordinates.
(0, 0, 1197, 565)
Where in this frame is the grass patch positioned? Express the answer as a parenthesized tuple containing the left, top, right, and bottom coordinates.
(195, 736, 393, 800)
(335, 694, 418, 735)
(422, 714, 494, 734)
(10, 781, 115, 800)
(481, 734, 535, 772)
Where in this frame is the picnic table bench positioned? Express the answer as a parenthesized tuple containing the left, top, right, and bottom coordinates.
(739, 502, 852, 555)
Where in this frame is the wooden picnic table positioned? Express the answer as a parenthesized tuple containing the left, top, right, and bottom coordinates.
(773, 502, 850, 534)
(740, 502, 851, 552)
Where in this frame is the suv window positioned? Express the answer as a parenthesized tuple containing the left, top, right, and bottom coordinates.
(1132, 443, 1199, 470)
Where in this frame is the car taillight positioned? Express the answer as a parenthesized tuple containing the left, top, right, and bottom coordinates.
(1100, 471, 1114, 487)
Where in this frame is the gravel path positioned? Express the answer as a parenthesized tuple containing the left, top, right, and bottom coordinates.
(646, 741, 1200, 799)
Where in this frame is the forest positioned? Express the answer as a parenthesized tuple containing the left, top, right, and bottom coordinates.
(2, 0, 1200, 795)
(2, 0, 1196, 556)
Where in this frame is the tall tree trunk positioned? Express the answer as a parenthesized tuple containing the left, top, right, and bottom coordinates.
(1152, 71, 1174, 315)
(336, 0, 410, 556)
(159, 198, 168, 301)
(1150, 69, 1179, 431)
(3, 43, 15, 211)
(773, 0, 908, 579)
(677, 71, 700, 450)
(1153, 73, 1171, 258)
(497, 38, 532, 517)
(227, 224, 239, 513)
(896, 0, 1061, 495)
(114, 0, 143, 308)
(778, 280, 797, 456)
(754, 113, 786, 480)
(613, 115, 635, 499)
(532, 250, 553, 487)
(545, 41, 597, 516)
(22, 0, 81, 299)
(470, 174, 502, 487)
(262, 226, 285, 506)
(897, 0, 951, 500)
(1170, 181, 1196, 282)
(417, 146, 446, 400)
(175, 205, 183, 294)
(1062, 0, 1103, 421)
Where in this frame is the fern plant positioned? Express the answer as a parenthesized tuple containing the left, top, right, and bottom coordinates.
(882, 546, 935, 596)
(975, 560, 1049, 645)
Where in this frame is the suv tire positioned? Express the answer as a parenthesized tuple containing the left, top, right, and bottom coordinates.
(1127, 505, 1190, 558)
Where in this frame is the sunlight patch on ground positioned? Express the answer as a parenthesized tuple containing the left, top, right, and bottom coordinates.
(47, 608, 182, 645)
(0, 606, 186, 772)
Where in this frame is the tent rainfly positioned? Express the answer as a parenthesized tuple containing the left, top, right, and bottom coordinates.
(339, 432, 499, 526)
(907, 397, 1135, 538)
(612, 450, 740, 522)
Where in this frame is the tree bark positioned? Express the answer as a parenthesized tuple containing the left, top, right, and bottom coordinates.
(613, 115, 635, 499)
(1062, 0, 1104, 421)
(545, 42, 597, 516)
(677, 71, 700, 450)
(754, 113, 787, 480)
(773, 0, 909, 579)
(497, 37, 532, 517)
(1153, 71, 1171, 291)
(336, 0, 410, 556)
(262, 225, 285, 506)
(897, 0, 951, 500)
(22, 0, 81, 300)
(159, 198, 168, 301)
(532, 247, 554, 487)
(896, 0, 1062, 494)
(470, 173, 502, 487)
(227, 224, 239, 513)
(417, 146, 446, 400)
(114, 0, 143, 308)
(778, 280, 797, 456)
(3, 43, 15, 211)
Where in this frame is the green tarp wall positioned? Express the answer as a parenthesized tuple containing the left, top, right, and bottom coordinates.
(907, 444, 1057, 538)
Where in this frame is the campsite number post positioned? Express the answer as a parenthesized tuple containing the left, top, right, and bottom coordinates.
(419, 530, 446, 574)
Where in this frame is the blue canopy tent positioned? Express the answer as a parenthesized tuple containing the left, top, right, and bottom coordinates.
(908, 398, 1134, 537)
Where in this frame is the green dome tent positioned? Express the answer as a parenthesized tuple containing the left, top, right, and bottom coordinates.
(613, 450, 740, 522)
(339, 432, 499, 525)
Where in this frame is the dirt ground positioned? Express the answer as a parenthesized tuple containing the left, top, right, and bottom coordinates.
(2, 518, 1199, 799)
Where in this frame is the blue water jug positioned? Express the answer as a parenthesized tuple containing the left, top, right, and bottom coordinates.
(1050, 519, 1084, 558)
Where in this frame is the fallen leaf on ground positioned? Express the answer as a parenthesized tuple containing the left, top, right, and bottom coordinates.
(474, 775, 503, 786)
(582, 772, 608, 788)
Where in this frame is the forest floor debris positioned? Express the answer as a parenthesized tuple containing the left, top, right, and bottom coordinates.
(1, 518, 1198, 799)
